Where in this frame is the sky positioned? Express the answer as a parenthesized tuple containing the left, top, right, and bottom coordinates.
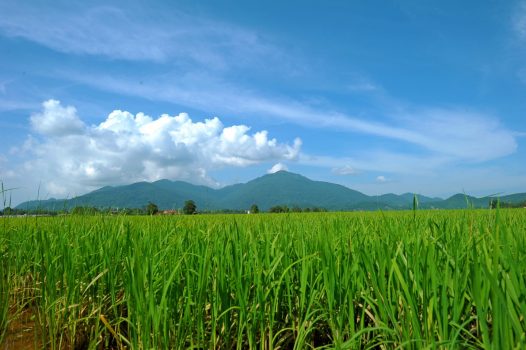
(1, 0, 526, 206)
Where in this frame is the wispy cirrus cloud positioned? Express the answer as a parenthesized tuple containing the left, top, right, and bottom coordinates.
(0, 1, 288, 71)
(1, 0, 520, 190)
(300, 151, 451, 176)
(332, 165, 360, 176)
(514, 1, 526, 41)
(62, 70, 518, 164)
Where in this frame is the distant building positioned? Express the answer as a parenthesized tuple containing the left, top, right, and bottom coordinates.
(162, 210, 179, 215)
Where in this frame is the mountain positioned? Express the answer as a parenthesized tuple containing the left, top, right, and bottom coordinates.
(421, 192, 526, 209)
(15, 171, 526, 211)
(217, 171, 371, 210)
(376, 193, 439, 207)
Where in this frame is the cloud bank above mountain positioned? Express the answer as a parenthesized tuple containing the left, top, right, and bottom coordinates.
(14, 99, 301, 196)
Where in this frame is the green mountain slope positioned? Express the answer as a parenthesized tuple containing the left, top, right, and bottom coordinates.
(14, 171, 525, 212)
(218, 171, 370, 210)
(374, 193, 439, 209)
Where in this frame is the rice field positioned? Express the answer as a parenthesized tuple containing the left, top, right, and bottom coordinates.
(1, 209, 526, 349)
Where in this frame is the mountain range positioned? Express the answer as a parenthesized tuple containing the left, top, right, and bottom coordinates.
(15, 171, 526, 211)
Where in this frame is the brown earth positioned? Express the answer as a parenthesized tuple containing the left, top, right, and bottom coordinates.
(1, 308, 42, 350)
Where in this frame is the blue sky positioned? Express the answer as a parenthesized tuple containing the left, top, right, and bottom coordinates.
(1, 0, 526, 205)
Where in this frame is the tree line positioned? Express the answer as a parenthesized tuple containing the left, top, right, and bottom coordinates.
(4, 198, 525, 216)
(268, 205, 327, 213)
(1, 200, 330, 216)
(489, 199, 526, 209)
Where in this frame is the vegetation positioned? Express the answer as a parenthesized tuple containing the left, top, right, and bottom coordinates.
(1, 209, 525, 348)
(17, 171, 526, 212)
(0, 207, 61, 216)
(250, 204, 259, 213)
(183, 200, 197, 215)
(489, 199, 526, 209)
(146, 202, 159, 215)
(269, 205, 327, 213)
(71, 206, 101, 215)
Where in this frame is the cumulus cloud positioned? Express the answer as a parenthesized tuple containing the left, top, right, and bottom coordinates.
(66, 71, 518, 164)
(267, 162, 288, 174)
(23, 100, 301, 196)
(30, 99, 85, 136)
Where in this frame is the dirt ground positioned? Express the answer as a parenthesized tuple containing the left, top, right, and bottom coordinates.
(1, 308, 41, 350)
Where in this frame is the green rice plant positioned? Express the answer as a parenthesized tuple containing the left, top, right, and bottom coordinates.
(0, 182, 11, 343)
(0, 230, 8, 344)
(1, 209, 526, 348)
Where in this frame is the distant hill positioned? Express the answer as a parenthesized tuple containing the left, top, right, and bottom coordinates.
(15, 171, 526, 211)
(421, 192, 526, 209)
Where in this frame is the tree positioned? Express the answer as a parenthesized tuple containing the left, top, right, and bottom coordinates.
(183, 200, 197, 215)
(146, 202, 159, 215)
(250, 204, 259, 214)
(1, 207, 12, 216)
(269, 205, 284, 213)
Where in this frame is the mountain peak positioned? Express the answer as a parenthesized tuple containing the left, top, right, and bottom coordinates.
(267, 170, 294, 175)
(14, 172, 526, 212)
(264, 170, 305, 179)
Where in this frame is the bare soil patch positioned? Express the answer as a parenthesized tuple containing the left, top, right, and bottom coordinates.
(1, 308, 41, 350)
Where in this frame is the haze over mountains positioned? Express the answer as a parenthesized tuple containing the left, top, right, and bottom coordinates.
(16, 171, 526, 211)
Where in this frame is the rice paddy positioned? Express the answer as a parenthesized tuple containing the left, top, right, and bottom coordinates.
(1, 209, 526, 349)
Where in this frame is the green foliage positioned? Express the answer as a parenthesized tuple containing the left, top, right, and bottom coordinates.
(249, 204, 259, 213)
(269, 205, 287, 213)
(146, 202, 159, 215)
(2, 210, 526, 348)
(71, 206, 100, 215)
(311, 206, 327, 212)
(183, 200, 197, 215)
(0, 237, 8, 343)
(0, 207, 12, 216)
(490, 198, 526, 209)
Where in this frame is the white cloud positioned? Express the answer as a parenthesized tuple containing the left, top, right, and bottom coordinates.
(399, 108, 517, 162)
(64, 71, 518, 164)
(0, 2, 288, 71)
(30, 99, 85, 136)
(267, 162, 288, 174)
(19, 100, 301, 196)
(376, 175, 388, 183)
(332, 165, 359, 175)
(0, 155, 16, 191)
(302, 151, 450, 177)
